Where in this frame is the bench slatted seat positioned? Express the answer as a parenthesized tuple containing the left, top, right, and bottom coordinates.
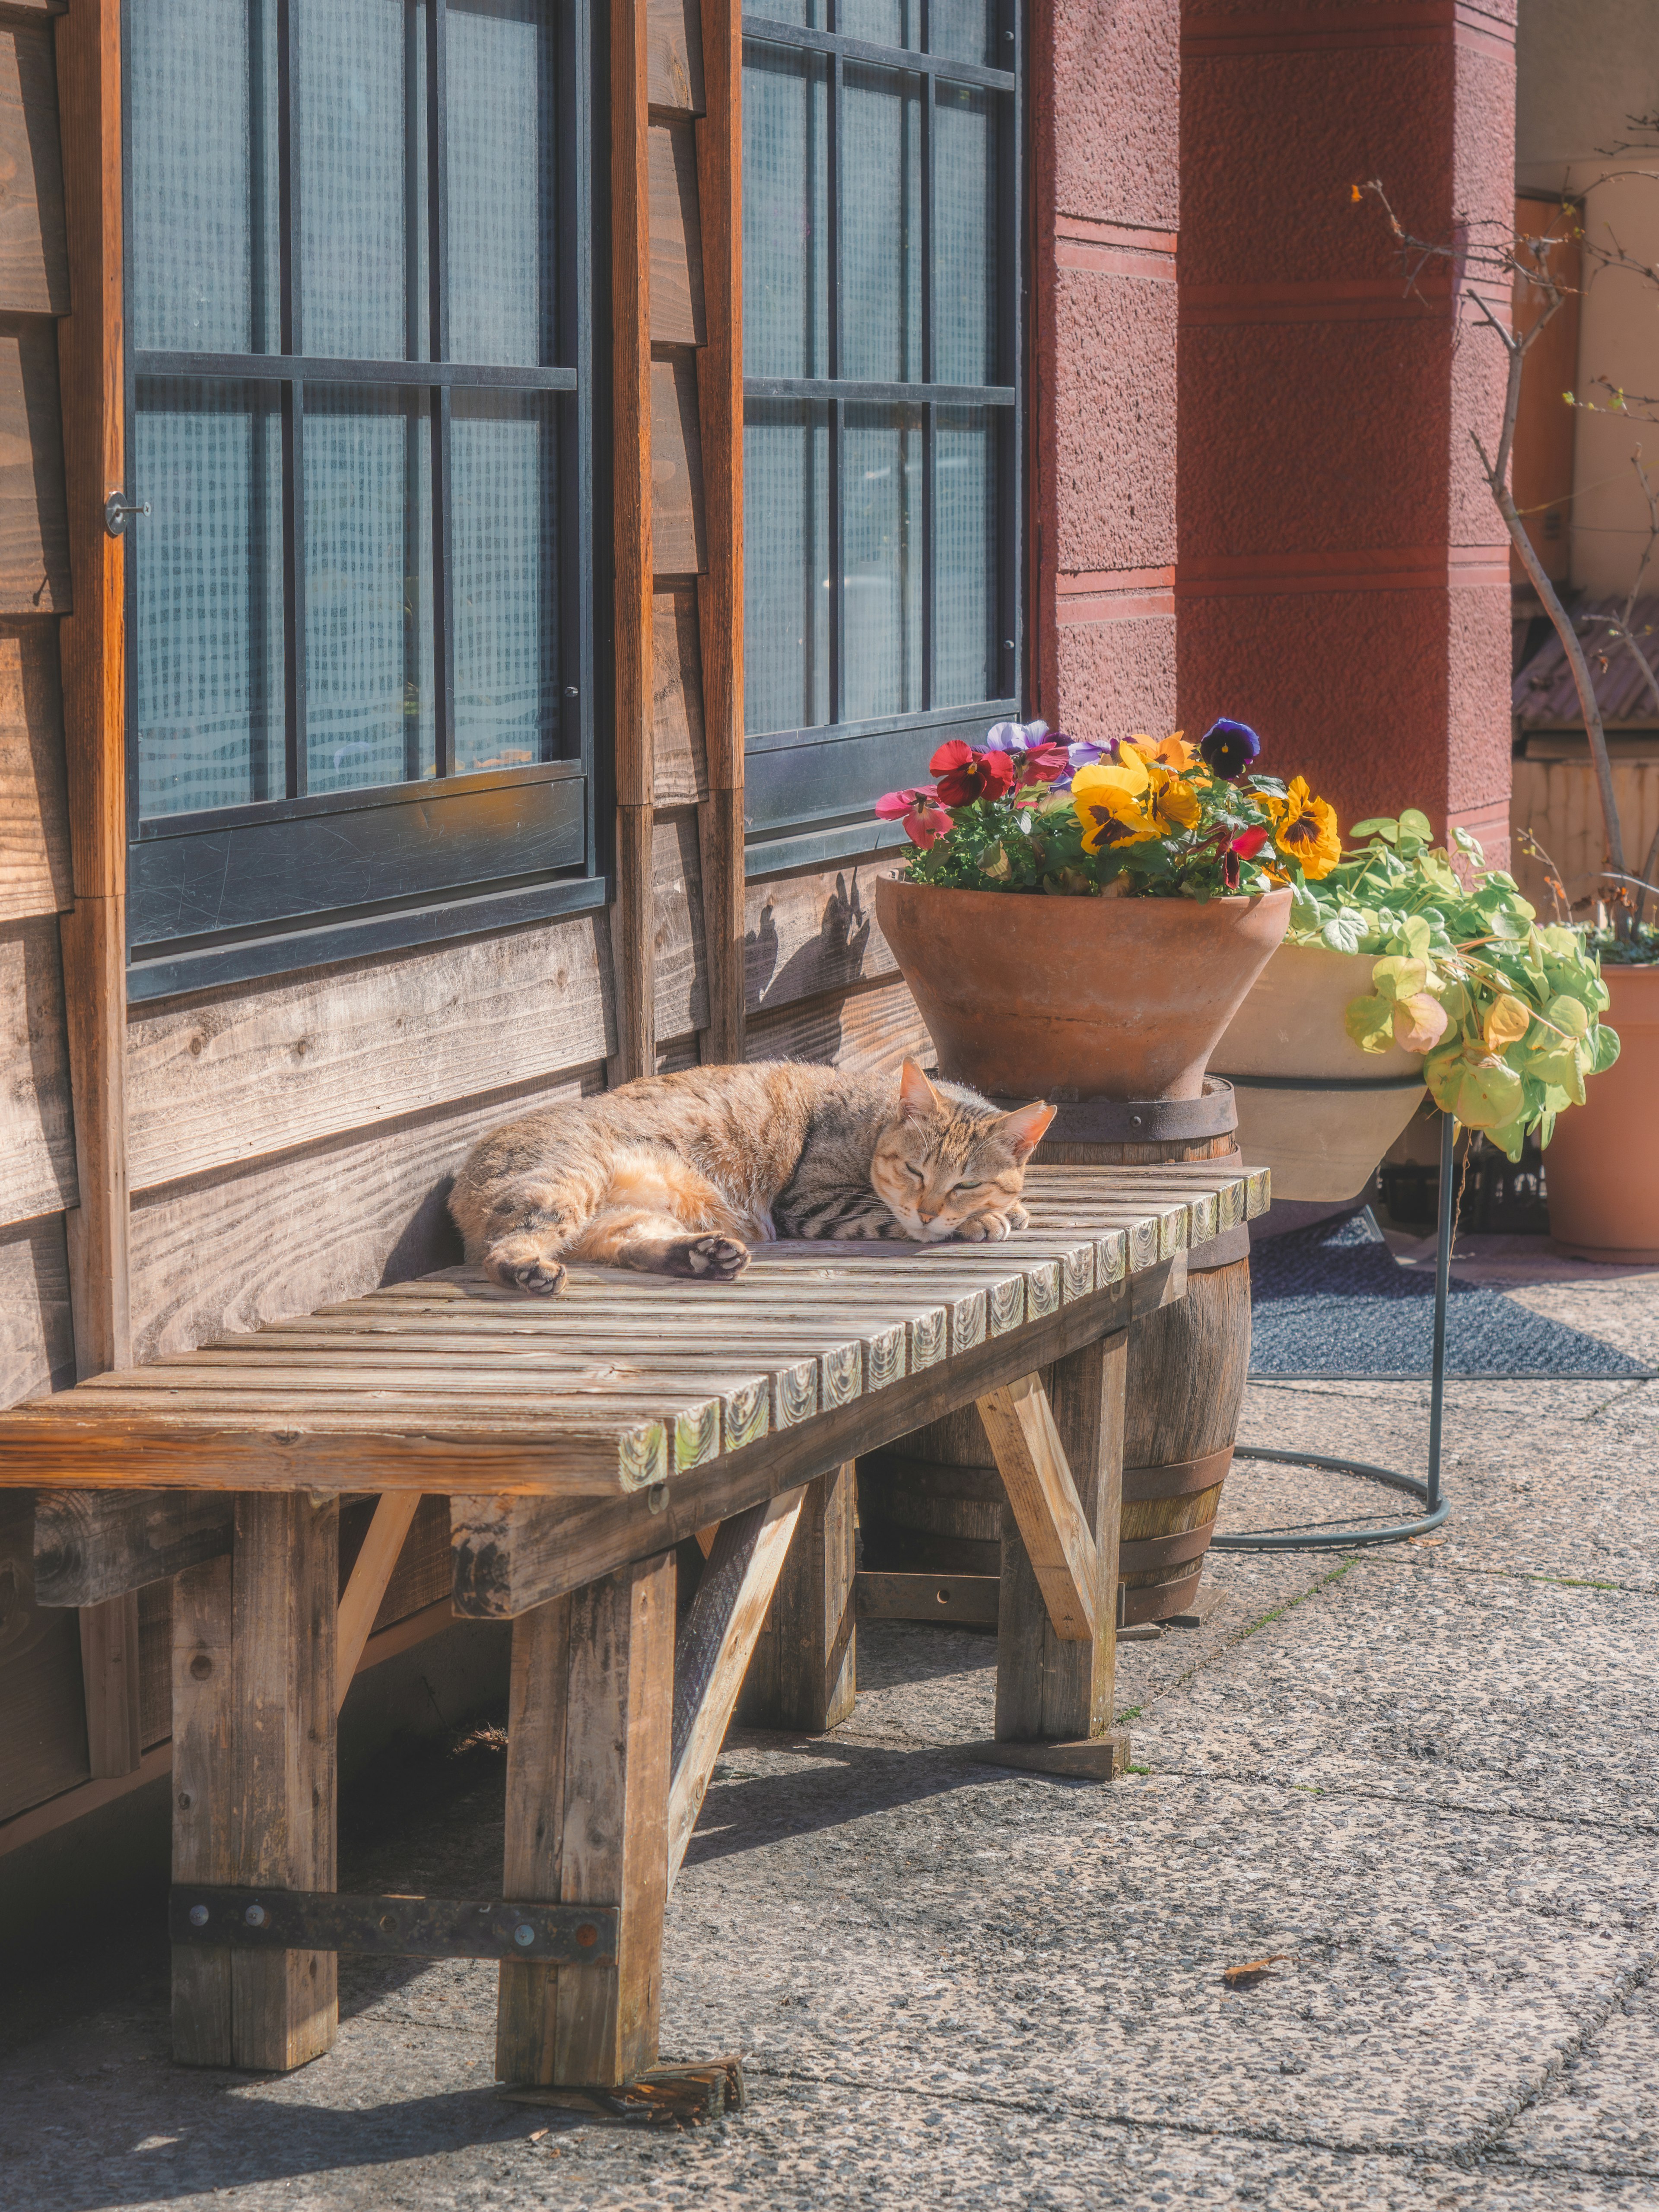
(2, 1160, 1266, 2095)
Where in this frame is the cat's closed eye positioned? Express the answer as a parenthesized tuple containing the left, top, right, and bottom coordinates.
(904, 1163, 925, 1181)
(953, 1180, 982, 1194)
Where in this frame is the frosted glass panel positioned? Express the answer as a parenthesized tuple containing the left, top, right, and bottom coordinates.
(299, 0, 426, 359)
(837, 0, 918, 44)
(452, 392, 559, 772)
(929, 2, 999, 65)
(134, 380, 285, 817)
(843, 405, 923, 721)
(934, 85, 998, 385)
(743, 43, 829, 381)
(745, 401, 830, 735)
(448, 0, 558, 365)
(841, 66, 922, 383)
(129, 0, 280, 352)
(936, 406, 998, 706)
(304, 387, 436, 793)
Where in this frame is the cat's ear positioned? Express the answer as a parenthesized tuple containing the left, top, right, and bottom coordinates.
(897, 1059, 941, 1123)
(997, 1098, 1055, 1163)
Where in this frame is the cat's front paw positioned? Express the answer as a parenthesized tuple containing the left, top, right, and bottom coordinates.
(957, 1202, 1027, 1243)
(669, 1233, 751, 1282)
(487, 1250, 567, 1295)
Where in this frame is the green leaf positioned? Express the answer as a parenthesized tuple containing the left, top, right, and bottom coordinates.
(1320, 908, 1368, 954)
(1451, 826, 1486, 859)
(1350, 817, 1398, 842)
(1592, 1022, 1622, 1074)
(1397, 808, 1434, 845)
(1372, 955, 1430, 1003)
(1344, 994, 1395, 1052)
(1439, 1057, 1525, 1130)
(1546, 992, 1590, 1038)
(1529, 1046, 1586, 1103)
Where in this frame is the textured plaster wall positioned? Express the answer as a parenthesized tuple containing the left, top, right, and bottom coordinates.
(1516, 0, 1659, 598)
(1175, 0, 1517, 846)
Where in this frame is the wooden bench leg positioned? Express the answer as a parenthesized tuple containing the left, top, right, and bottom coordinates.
(498, 1551, 675, 2088)
(171, 1495, 339, 2070)
(994, 1330, 1127, 1747)
(734, 1463, 857, 1735)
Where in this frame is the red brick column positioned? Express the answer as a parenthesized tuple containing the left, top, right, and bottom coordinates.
(1030, 0, 1182, 744)
(1175, 0, 1515, 854)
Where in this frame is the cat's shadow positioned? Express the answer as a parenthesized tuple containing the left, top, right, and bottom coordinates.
(746, 869, 874, 1017)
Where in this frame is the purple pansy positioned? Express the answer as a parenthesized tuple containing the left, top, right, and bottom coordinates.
(983, 718, 1049, 753)
(1068, 735, 1120, 771)
(1199, 718, 1262, 780)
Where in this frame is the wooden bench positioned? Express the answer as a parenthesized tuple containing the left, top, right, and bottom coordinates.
(2, 1159, 1265, 2095)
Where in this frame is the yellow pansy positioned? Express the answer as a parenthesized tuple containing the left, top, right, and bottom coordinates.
(1266, 776, 1342, 879)
(1125, 730, 1198, 772)
(1071, 756, 1158, 852)
(1147, 767, 1202, 832)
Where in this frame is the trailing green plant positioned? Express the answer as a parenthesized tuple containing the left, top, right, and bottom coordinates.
(1287, 810, 1620, 1159)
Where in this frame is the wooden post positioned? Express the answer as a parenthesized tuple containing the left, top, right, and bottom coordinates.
(695, 0, 744, 1063)
(994, 1332, 1126, 1745)
(498, 1550, 675, 2088)
(78, 1589, 141, 1777)
(736, 1464, 857, 1735)
(336, 1492, 423, 1711)
(170, 1497, 339, 2072)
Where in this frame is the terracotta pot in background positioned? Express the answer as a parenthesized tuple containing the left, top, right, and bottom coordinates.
(875, 876, 1292, 1101)
(1212, 941, 1426, 1204)
(1545, 963, 1659, 1262)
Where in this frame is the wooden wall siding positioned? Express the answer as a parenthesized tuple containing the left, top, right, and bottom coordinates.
(124, 912, 616, 1196)
(650, 804, 707, 1041)
(747, 973, 934, 1074)
(0, 909, 75, 1223)
(0, 21, 68, 316)
(651, 585, 708, 805)
(744, 860, 901, 1017)
(0, 618, 68, 921)
(0, 1209, 73, 1405)
(0, 1489, 90, 1822)
(1511, 753, 1659, 916)
(646, 0, 703, 111)
(0, 315, 66, 610)
(648, 121, 705, 347)
(127, 1064, 603, 1366)
(649, 352, 707, 578)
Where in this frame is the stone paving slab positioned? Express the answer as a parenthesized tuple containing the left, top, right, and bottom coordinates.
(1499, 1974, 1659, 2182)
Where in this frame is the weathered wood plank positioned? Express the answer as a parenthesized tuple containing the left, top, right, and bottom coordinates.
(650, 352, 706, 577)
(697, 782, 744, 1064)
(611, 802, 655, 1087)
(736, 1462, 857, 1732)
(0, 909, 74, 1226)
(499, 1551, 674, 2088)
(169, 1552, 234, 2066)
(125, 912, 613, 1196)
(32, 1485, 233, 1604)
(652, 586, 707, 805)
(59, 887, 129, 1371)
(0, 24, 67, 314)
(648, 118, 704, 346)
(745, 973, 930, 1073)
(336, 1492, 423, 1709)
(976, 1373, 1099, 1643)
(0, 618, 69, 921)
(0, 1486, 88, 1822)
(0, 1207, 72, 1406)
(745, 859, 899, 1015)
(646, 0, 702, 111)
(76, 1586, 140, 1774)
(651, 804, 706, 1043)
(668, 1487, 804, 1880)
(0, 313, 65, 610)
(127, 1064, 601, 1364)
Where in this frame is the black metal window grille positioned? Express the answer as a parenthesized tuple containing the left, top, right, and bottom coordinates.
(122, 0, 597, 1001)
(740, 3, 1020, 872)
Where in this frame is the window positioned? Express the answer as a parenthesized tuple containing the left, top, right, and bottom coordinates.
(124, 0, 596, 1000)
(741, 3, 1020, 871)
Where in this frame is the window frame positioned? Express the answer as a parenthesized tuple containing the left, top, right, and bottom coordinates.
(121, 0, 601, 1003)
(739, 3, 1022, 875)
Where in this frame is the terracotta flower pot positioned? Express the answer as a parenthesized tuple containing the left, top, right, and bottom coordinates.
(1212, 942, 1427, 1205)
(875, 875, 1292, 1101)
(1545, 962, 1659, 1262)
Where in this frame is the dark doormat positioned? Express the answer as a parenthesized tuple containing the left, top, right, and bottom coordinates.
(1248, 1211, 1656, 1381)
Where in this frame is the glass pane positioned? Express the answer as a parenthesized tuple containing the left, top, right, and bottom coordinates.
(843, 404, 923, 721)
(934, 84, 999, 385)
(129, 0, 280, 353)
(448, 0, 558, 366)
(935, 404, 999, 707)
(743, 43, 829, 381)
(930, 2, 999, 66)
(134, 379, 285, 818)
(451, 391, 560, 772)
(304, 385, 435, 794)
(841, 65, 922, 384)
(838, 0, 918, 45)
(744, 400, 829, 735)
(299, 0, 426, 359)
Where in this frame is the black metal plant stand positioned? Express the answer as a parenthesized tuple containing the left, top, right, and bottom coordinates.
(1211, 1105, 1456, 1553)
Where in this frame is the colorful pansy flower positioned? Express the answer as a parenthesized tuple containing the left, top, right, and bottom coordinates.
(1199, 718, 1262, 780)
(1068, 735, 1120, 772)
(875, 784, 953, 848)
(983, 718, 1049, 753)
(1266, 776, 1342, 879)
(1125, 730, 1198, 772)
(1016, 737, 1074, 787)
(1145, 769, 1203, 833)
(1071, 756, 1160, 852)
(1230, 825, 1271, 860)
(930, 739, 1016, 806)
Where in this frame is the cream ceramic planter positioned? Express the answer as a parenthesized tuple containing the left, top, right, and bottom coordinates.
(1212, 942, 1427, 1204)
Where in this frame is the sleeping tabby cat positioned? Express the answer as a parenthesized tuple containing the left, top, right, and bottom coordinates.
(449, 1059, 1055, 1295)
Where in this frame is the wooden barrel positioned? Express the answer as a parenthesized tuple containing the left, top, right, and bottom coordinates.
(858, 1081, 1252, 1627)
